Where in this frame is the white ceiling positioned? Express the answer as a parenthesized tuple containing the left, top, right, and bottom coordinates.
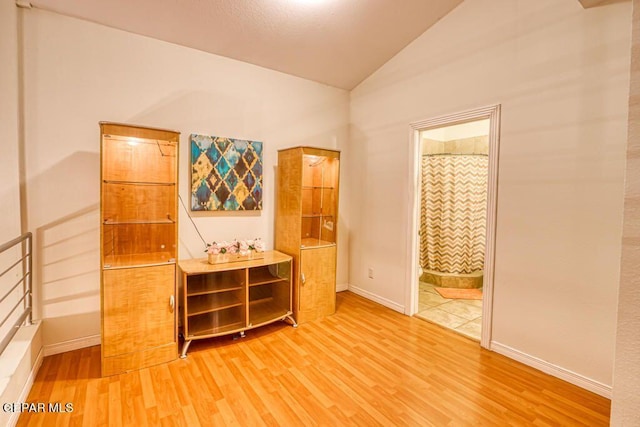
(28, 0, 464, 90)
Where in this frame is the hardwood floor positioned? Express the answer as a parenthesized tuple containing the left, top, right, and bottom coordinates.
(18, 292, 610, 426)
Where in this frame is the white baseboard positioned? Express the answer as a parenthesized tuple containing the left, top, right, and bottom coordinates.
(491, 341, 612, 398)
(336, 283, 349, 292)
(44, 335, 101, 357)
(7, 347, 44, 427)
(347, 285, 405, 313)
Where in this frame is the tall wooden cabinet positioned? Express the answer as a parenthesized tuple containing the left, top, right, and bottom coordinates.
(100, 122, 179, 376)
(275, 147, 340, 324)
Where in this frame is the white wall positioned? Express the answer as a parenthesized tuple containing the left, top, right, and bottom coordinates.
(22, 9, 349, 349)
(0, 0, 23, 345)
(422, 119, 490, 141)
(611, 0, 640, 423)
(1, 0, 22, 241)
(1, 4, 43, 427)
(349, 0, 630, 389)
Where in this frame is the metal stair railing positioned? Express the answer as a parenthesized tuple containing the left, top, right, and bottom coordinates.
(0, 232, 33, 356)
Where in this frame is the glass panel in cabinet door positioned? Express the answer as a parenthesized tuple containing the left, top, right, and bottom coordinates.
(319, 215, 336, 245)
(187, 306, 245, 337)
(321, 156, 339, 189)
(320, 156, 339, 245)
(186, 270, 245, 295)
(301, 154, 323, 220)
(248, 261, 290, 326)
(301, 216, 322, 247)
(248, 261, 291, 286)
(302, 154, 324, 188)
(270, 260, 292, 313)
(249, 283, 273, 303)
(249, 264, 287, 285)
(271, 260, 291, 282)
(301, 154, 328, 247)
(103, 182, 176, 223)
(318, 185, 336, 214)
(187, 291, 244, 317)
(102, 135, 177, 183)
(319, 181, 337, 245)
(103, 222, 176, 268)
(301, 187, 322, 217)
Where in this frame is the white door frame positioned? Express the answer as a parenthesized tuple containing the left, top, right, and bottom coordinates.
(404, 104, 500, 349)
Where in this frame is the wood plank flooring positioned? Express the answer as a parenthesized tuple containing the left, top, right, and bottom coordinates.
(18, 291, 610, 426)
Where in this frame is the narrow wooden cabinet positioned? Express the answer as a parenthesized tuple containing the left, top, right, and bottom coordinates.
(299, 245, 337, 322)
(179, 251, 294, 357)
(275, 147, 340, 324)
(100, 122, 179, 376)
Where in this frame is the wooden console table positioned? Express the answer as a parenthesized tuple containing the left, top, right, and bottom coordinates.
(178, 250, 296, 358)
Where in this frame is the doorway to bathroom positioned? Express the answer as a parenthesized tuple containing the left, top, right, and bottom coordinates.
(405, 105, 500, 349)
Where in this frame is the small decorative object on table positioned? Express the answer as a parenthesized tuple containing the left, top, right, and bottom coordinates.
(207, 238, 265, 264)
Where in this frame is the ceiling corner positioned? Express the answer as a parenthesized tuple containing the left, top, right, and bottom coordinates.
(578, 0, 629, 8)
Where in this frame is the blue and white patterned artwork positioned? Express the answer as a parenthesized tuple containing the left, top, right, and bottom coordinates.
(190, 134, 263, 211)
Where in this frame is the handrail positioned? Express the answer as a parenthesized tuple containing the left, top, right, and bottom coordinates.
(0, 232, 33, 356)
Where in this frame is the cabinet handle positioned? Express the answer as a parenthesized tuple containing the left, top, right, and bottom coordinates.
(169, 295, 175, 313)
(301, 273, 306, 284)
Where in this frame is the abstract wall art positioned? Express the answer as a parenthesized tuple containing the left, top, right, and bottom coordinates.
(190, 134, 263, 211)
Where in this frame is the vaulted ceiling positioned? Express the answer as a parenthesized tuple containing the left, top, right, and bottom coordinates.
(28, 0, 464, 90)
(27, 0, 619, 90)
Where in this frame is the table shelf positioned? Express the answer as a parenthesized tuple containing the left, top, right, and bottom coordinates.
(179, 250, 296, 358)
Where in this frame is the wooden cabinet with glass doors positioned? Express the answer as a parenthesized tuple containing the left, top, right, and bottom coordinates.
(275, 147, 340, 324)
(100, 122, 179, 376)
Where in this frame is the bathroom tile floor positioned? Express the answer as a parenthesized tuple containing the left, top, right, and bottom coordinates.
(415, 281, 482, 341)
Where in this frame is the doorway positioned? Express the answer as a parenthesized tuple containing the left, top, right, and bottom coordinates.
(405, 105, 500, 349)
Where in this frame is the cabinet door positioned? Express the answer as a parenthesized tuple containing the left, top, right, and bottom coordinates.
(102, 264, 176, 358)
(299, 245, 336, 322)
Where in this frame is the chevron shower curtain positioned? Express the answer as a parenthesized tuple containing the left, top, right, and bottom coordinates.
(420, 155, 488, 274)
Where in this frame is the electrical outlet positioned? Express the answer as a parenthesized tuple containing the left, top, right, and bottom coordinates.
(368, 268, 374, 279)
